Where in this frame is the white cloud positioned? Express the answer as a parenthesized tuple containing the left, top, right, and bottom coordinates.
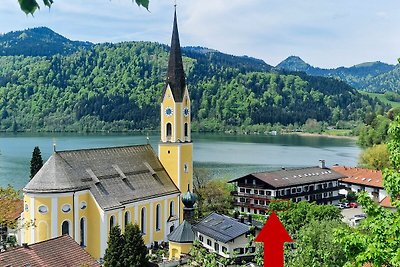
(1, 0, 400, 67)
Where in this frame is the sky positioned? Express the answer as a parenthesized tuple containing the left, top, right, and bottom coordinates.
(0, 0, 399, 68)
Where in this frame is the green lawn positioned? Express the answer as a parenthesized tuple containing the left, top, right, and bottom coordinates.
(360, 91, 400, 108)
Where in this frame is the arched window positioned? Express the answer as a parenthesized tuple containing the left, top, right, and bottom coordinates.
(184, 123, 188, 138)
(156, 204, 161, 231)
(110, 215, 115, 231)
(80, 218, 86, 247)
(169, 201, 174, 217)
(62, 221, 69, 236)
(170, 225, 174, 233)
(124, 211, 131, 227)
(166, 123, 172, 140)
(141, 208, 146, 234)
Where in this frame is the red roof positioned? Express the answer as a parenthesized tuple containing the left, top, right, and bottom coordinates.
(379, 196, 395, 208)
(9, 200, 23, 221)
(0, 235, 100, 267)
(332, 166, 383, 188)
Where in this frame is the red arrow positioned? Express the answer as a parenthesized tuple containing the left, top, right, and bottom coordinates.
(255, 212, 293, 267)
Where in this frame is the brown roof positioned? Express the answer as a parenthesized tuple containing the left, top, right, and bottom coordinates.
(10, 200, 23, 221)
(332, 166, 383, 188)
(379, 196, 395, 208)
(230, 166, 345, 188)
(0, 235, 100, 267)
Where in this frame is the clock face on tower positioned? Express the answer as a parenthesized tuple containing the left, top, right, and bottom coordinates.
(183, 107, 189, 117)
(165, 107, 173, 117)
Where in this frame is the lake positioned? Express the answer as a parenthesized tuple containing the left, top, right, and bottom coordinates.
(0, 132, 361, 190)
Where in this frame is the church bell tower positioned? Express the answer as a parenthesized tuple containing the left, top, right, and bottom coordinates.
(159, 7, 193, 220)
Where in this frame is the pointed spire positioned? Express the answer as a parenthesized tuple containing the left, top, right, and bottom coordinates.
(165, 7, 186, 102)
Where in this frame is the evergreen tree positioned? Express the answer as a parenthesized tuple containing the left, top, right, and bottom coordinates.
(30, 146, 43, 179)
(121, 224, 148, 267)
(104, 225, 124, 267)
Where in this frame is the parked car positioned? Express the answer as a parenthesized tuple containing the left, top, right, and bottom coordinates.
(349, 202, 358, 208)
(350, 216, 364, 227)
(342, 202, 350, 208)
(334, 203, 345, 209)
(354, 213, 366, 218)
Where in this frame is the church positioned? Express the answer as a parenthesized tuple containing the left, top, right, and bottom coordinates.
(21, 8, 192, 261)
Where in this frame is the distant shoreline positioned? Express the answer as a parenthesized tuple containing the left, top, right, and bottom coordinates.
(283, 132, 358, 140)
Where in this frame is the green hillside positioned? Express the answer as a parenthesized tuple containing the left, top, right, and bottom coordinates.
(0, 28, 388, 132)
(0, 27, 92, 57)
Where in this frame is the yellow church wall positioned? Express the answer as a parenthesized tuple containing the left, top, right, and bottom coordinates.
(34, 197, 52, 242)
(57, 196, 74, 236)
(23, 195, 31, 243)
(79, 192, 102, 259)
(153, 200, 164, 242)
(123, 206, 135, 231)
(161, 87, 176, 142)
(179, 144, 193, 193)
(169, 242, 193, 260)
(159, 145, 179, 189)
(175, 103, 182, 141)
(137, 203, 151, 244)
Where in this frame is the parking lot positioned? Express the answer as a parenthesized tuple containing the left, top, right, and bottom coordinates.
(341, 207, 364, 224)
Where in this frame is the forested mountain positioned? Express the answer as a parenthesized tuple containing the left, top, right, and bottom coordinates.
(0, 28, 388, 132)
(0, 27, 92, 57)
(276, 56, 399, 93)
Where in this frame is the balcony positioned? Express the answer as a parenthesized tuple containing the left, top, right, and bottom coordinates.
(275, 185, 345, 199)
(232, 191, 273, 200)
(236, 183, 265, 189)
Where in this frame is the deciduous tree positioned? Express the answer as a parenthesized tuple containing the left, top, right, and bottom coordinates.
(359, 143, 390, 170)
(335, 115, 400, 267)
(0, 186, 21, 229)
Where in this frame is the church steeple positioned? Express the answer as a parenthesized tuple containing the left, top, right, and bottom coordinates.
(159, 6, 193, 223)
(166, 8, 186, 102)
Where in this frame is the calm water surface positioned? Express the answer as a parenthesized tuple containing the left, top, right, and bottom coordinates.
(0, 132, 361, 189)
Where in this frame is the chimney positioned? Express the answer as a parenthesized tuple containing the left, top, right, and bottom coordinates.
(319, 160, 326, 169)
(239, 215, 245, 224)
(248, 214, 252, 224)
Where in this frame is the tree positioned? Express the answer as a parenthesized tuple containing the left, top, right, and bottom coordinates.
(334, 115, 400, 267)
(121, 224, 148, 267)
(104, 225, 124, 267)
(195, 179, 233, 218)
(359, 143, 390, 170)
(30, 146, 43, 179)
(254, 201, 343, 266)
(18, 0, 149, 14)
(0, 186, 21, 229)
(286, 220, 349, 267)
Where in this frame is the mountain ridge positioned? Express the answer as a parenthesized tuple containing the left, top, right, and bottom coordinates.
(276, 56, 399, 92)
(0, 27, 388, 132)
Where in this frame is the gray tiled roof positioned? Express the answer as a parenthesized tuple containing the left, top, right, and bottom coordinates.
(168, 220, 194, 243)
(229, 166, 345, 188)
(193, 213, 250, 243)
(24, 145, 180, 210)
